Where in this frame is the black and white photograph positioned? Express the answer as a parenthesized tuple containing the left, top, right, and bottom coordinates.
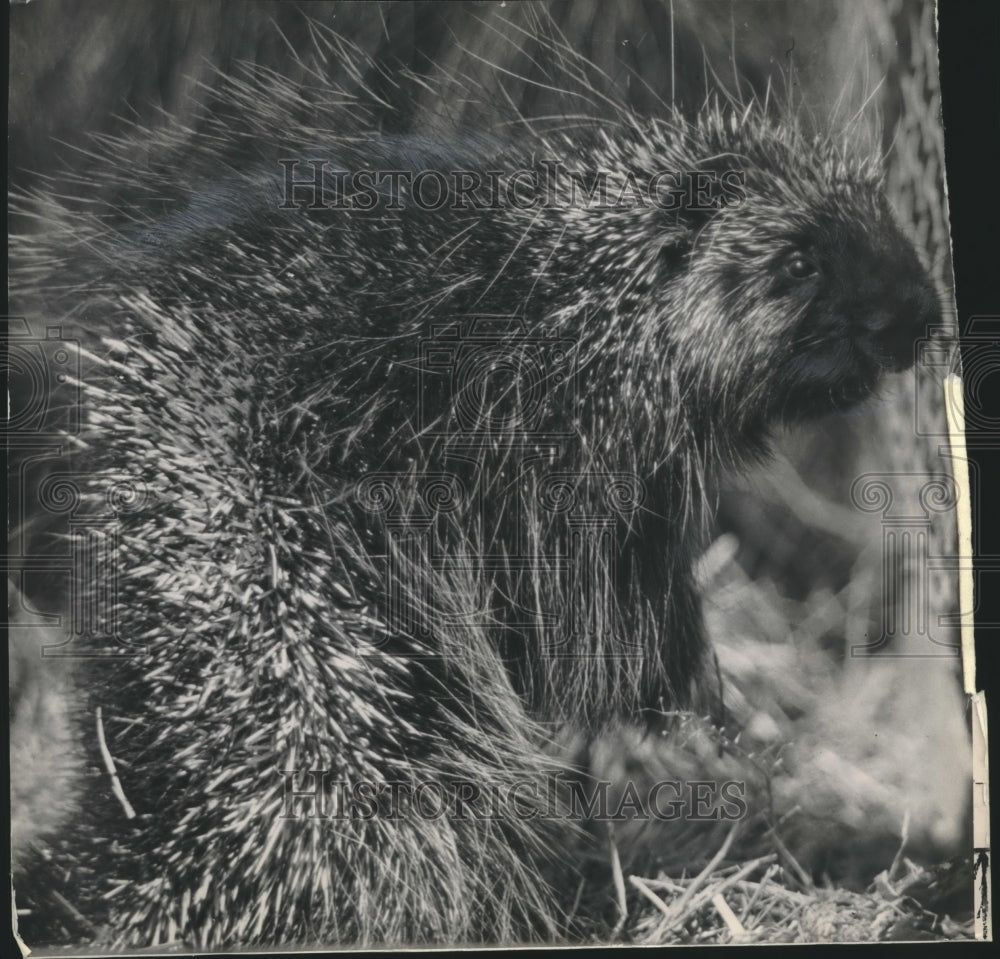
(7, 0, 989, 950)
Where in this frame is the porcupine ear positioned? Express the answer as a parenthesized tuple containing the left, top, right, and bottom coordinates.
(655, 167, 737, 274)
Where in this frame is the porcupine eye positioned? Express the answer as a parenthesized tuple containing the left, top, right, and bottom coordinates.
(784, 252, 818, 279)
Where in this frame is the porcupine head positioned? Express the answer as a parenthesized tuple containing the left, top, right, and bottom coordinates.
(426, 103, 942, 728)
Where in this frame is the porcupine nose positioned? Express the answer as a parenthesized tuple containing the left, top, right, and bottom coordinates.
(866, 275, 938, 372)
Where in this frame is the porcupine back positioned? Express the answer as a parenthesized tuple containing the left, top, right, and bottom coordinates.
(10, 18, 938, 949)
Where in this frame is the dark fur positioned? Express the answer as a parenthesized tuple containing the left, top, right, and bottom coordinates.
(10, 21, 937, 949)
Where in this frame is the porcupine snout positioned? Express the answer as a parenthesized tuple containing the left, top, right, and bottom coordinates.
(834, 194, 942, 374)
(853, 250, 939, 373)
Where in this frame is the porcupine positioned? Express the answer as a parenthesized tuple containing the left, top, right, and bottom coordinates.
(9, 19, 940, 950)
